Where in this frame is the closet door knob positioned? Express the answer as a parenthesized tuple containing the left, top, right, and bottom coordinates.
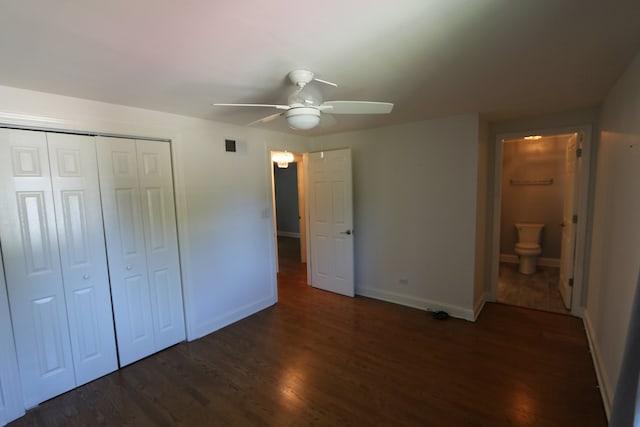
(126, 265, 132, 270)
(83, 274, 90, 280)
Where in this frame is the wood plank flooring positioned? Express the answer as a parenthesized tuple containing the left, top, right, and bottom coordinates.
(9, 238, 607, 426)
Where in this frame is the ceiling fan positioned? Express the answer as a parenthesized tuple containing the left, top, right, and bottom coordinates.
(213, 70, 394, 130)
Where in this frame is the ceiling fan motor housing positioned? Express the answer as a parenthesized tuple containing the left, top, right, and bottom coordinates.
(288, 69, 315, 87)
(285, 106, 320, 130)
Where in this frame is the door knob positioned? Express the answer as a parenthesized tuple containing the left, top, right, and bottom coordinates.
(126, 265, 132, 270)
(83, 274, 90, 280)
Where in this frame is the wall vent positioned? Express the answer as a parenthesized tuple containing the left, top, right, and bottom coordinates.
(225, 139, 236, 152)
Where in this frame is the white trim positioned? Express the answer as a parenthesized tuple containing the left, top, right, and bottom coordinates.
(170, 132, 195, 342)
(474, 292, 487, 320)
(583, 310, 612, 420)
(304, 153, 312, 286)
(277, 230, 300, 238)
(356, 286, 476, 321)
(0, 110, 176, 142)
(190, 294, 277, 341)
(268, 148, 279, 278)
(499, 253, 561, 267)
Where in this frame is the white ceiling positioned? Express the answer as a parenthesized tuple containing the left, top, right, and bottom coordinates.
(1, 1, 639, 135)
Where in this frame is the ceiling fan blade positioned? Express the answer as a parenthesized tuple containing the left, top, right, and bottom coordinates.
(319, 101, 394, 114)
(248, 112, 283, 126)
(213, 103, 290, 110)
(318, 113, 337, 128)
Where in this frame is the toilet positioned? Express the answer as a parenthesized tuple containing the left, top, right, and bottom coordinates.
(514, 223, 544, 274)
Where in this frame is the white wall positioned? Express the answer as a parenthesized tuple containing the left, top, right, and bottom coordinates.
(312, 115, 481, 319)
(0, 85, 309, 341)
(584, 50, 640, 415)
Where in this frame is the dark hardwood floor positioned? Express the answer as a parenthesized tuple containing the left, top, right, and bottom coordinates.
(10, 237, 607, 426)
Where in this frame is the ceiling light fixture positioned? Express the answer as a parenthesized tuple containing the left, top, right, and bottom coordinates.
(524, 135, 543, 140)
(272, 151, 294, 168)
(285, 107, 320, 130)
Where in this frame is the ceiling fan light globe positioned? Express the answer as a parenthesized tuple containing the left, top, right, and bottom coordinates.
(285, 107, 321, 130)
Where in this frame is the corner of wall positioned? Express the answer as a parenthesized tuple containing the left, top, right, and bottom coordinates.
(583, 308, 613, 419)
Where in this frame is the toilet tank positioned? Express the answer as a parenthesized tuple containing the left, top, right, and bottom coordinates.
(515, 223, 544, 244)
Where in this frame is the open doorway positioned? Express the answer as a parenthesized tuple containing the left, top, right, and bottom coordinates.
(270, 148, 356, 298)
(271, 151, 307, 283)
(490, 128, 590, 317)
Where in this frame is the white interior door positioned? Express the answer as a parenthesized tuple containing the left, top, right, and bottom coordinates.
(0, 254, 24, 424)
(135, 140, 185, 351)
(559, 133, 580, 310)
(0, 129, 76, 407)
(97, 137, 156, 366)
(47, 133, 118, 384)
(307, 149, 354, 297)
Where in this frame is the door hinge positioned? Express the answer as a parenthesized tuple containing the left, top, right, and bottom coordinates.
(572, 214, 578, 224)
(576, 147, 583, 158)
(568, 278, 574, 287)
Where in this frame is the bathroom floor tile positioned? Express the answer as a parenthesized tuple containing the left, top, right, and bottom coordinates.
(497, 262, 570, 315)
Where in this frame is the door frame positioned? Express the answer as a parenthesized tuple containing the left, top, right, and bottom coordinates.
(269, 150, 309, 279)
(489, 125, 592, 317)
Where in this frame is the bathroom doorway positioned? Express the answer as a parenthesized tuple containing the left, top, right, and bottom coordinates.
(490, 128, 590, 317)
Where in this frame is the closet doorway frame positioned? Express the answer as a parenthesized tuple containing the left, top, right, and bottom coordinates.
(0, 112, 192, 335)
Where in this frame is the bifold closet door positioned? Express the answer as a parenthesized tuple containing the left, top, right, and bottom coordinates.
(0, 129, 76, 408)
(135, 140, 185, 350)
(0, 257, 24, 424)
(47, 133, 118, 385)
(0, 129, 119, 408)
(0, 129, 75, 407)
(97, 137, 185, 366)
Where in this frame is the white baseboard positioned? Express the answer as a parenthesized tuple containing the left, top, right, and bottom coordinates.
(473, 292, 487, 321)
(356, 286, 475, 321)
(189, 294, 277, 341)
(277, 231, 300, 238)
(583, 310, 612, 420)
(500, 253, 560, 268)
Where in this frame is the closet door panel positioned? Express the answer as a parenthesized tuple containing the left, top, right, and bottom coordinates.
(96, 137, 155, 366)
(0, 129, 75, 408)
(47, 133, 118, 384)
(0, 256, 25, 424)
(136, 140, 185, 350)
